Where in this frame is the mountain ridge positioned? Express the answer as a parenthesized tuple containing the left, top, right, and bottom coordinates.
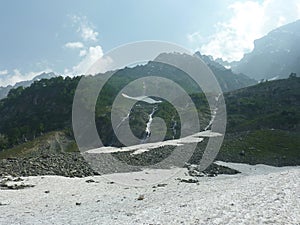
(230, 20, 300, 80)
(0, 72, 57, 99)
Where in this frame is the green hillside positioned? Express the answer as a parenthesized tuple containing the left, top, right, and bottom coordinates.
(0, 62, 299, 168)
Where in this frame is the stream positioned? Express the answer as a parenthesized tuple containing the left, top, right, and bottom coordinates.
(141, 106, 157, 143)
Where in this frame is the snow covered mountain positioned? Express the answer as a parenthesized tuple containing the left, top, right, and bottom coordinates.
(0, 72, 57, 99)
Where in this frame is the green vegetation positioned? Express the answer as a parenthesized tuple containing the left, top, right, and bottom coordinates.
(0, 56, 299, 167)
(218, 129, 300, 166)
(225, 76, 300, 132)
(0, 131, 78, 159)
(0, 60, 214, 150)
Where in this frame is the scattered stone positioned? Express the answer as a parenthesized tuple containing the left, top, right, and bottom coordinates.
(185, 163, 240, 178)
(85, 179, 95, 183)
(0, 149, 239, 179)
(152, 183, 167, 188)
(208, 174, 216, 177)
(6, 183, 35, 190)
(185, 164, 204, 177)
(12, 177, 23, 182)
(137, 195, 144, 200)
(0, 201, 9, 206)
(179, 178, 199, 183)
(0, 152, 96, 178)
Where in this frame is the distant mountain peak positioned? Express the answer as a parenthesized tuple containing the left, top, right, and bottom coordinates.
(0, 72, 57, 99)
(194, 51, 228, 70)
(153, 51, 255, 92)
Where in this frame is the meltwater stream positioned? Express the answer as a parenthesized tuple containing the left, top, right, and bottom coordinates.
(204, 93, 221, 131)
(141, 106, 157, 144)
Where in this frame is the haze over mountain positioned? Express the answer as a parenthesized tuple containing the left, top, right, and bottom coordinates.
(193, 52, 256, 90)
(0, 72, 56, 99)
(229, 20, 300, 80)
(155, 52, 256, 92)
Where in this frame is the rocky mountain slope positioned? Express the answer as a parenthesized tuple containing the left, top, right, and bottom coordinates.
(230, 20, 300, 80)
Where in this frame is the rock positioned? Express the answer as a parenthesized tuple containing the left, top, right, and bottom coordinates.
(137, 195, 144, 200)
(0, 201, 9, 206)
(179, 178, 199, 183)
(156, 183, 167, 187)
(6, 183, 35, 190)
(13, 177, 23, 182)
(85, 179, 95, 183)
(185, 163, 240, 178)
(75, 202, 81, 206)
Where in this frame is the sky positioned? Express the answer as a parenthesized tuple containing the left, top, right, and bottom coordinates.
(0, 0, 300, 86)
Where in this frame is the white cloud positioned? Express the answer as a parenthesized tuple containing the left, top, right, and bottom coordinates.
(79, 25, 99, 42)
(73, 45, 103, 74)
(71, 15, 99, 42)
(0, 69, 52, 87)
(63, 16, 111, 76)
(65, 42, 84, 49)
(79, 49, 87, 57)
(189, 0, 300, 62)
(0, 70, 8, 75)
(187, 31, 204, 43)
(63, 44, 112, 76)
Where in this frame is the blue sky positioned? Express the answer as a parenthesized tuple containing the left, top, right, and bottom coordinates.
(0, 0, 299, 86)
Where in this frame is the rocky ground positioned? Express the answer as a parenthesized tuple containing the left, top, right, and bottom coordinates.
(0, 152, 96, 178)
(0, 151, 239, 178)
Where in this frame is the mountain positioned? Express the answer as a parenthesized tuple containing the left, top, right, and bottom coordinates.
(0, 76, 298, 168)
(189, 76, 300, 167)
(0, 53, 299, 167)
(217, 76, 300, 166)
(225, 76, 300, 132)
(155, 52, 256, 92)
(231, 20, 300, 80)
(193, 52, 256, 91)
(0, 72, 57, 99)
(0, 52, 257, 151)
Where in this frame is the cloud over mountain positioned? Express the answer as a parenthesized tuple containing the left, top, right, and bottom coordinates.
(189, 0, 300, 62)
